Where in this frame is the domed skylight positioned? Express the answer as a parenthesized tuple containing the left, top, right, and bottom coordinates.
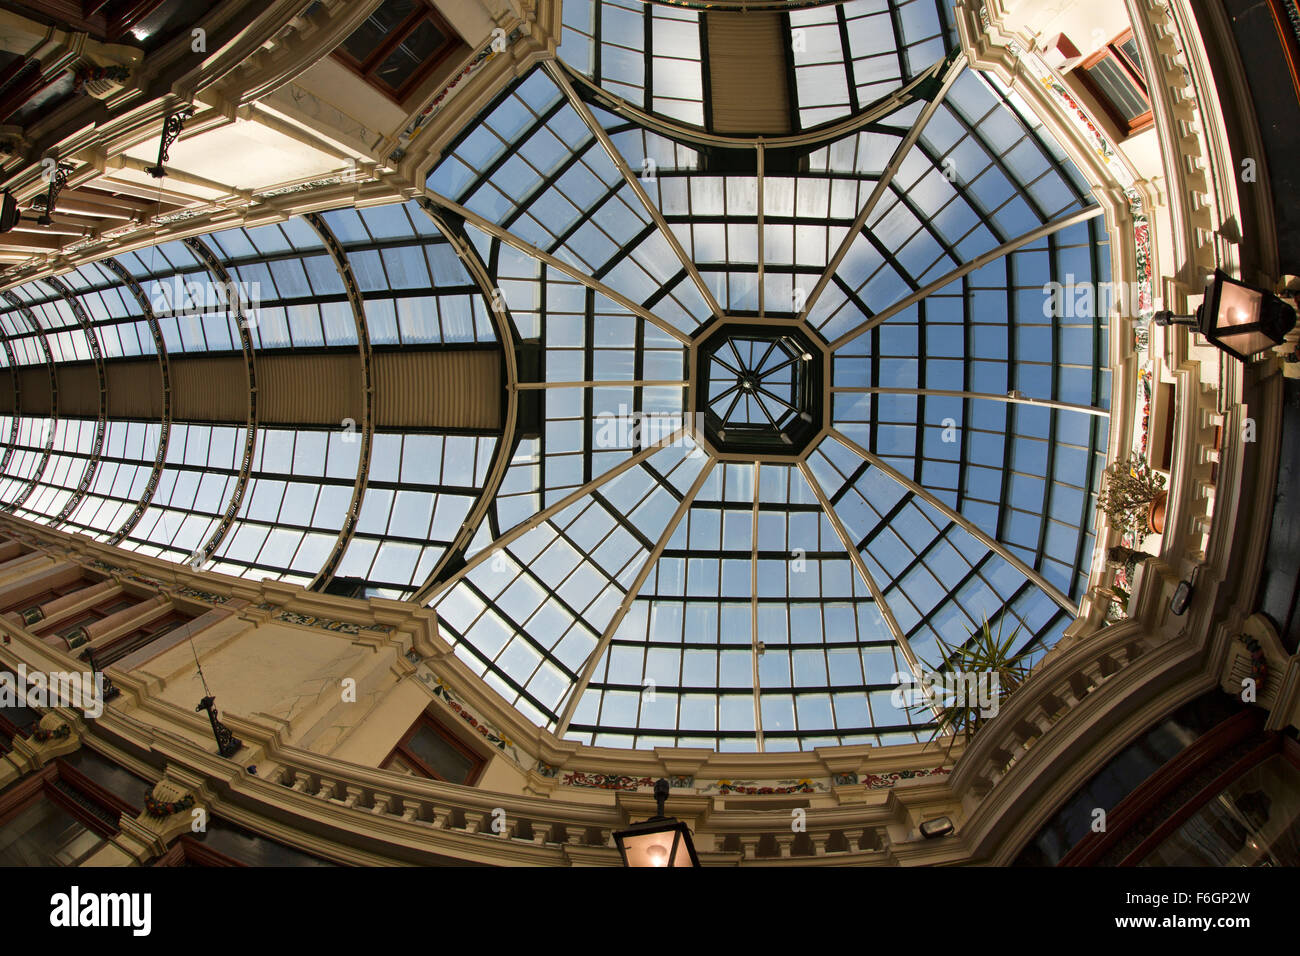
(0, 1, 1112, 753)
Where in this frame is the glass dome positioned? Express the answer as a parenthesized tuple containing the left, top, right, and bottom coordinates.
(421, 6, 1112, 752)
(0, 0, 1113, 754)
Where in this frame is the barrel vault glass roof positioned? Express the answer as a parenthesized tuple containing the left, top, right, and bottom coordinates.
(0, 0, 1112, 752)
(0, 203, 501, 596)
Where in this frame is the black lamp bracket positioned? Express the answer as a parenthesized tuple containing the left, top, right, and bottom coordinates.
(145, 105, 196, 178)
(196, 694, 242, 758)
(35, 161, 73, 226)
(652, 777, 669, 819)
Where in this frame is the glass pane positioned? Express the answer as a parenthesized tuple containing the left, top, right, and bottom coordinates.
(341, 0, 418, 62)
(0, 800, 107, 866)
(1118, 37, 1144, 77)
(404, 722, 477, 783)
(1137, 755, 1300, 866)
(375, 18, 447, 91)
(1085, 57, 1148, 122)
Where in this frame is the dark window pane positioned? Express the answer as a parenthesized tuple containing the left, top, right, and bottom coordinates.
(1085, 57, 1147, 122)
(1118, 37, 1144, 77)
(341, 0, 419, 62)
(375, 19, 447, 91)
(405, 723, 476, 782)
(0, 800, 106, 866)
(189, 817, 335, 866)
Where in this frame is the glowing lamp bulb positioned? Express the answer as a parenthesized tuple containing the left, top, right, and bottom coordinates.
(646, 843, 669, 866)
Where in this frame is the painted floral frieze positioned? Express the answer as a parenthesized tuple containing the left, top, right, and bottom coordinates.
(699, 779, 824, 796)
(560, 772, 695, 791)
(418, 671, 521, 764)
(562, 772, 655, 791)
(861, 767, 952, 790)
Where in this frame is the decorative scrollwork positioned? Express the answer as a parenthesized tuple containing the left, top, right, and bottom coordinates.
(31, 723, 71, 743)
(144, 105, 195, 178)
(81, 648, 120, 703)
(34, 162, 73, 225)
(1240, 635, 1268, 689)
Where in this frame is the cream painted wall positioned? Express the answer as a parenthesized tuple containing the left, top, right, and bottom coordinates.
(292, 58, 407, 143)
(0, 553, 60, 591)
(434, 0, 500, 46)
(1000, 0, 1133, 60)
(329, 674, 429, 766)
(476, 751, 528, 795)
(138, 616, 402, 752)
(122, 118, 343, 190)
(328, 672, 531, 795)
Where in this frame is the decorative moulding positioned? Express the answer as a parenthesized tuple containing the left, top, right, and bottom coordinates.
(813, 742, 874, 776)
(416, 666, 525, 767)
(615, 790, 712, 829)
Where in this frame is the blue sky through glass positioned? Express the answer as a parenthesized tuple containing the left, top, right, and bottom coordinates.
(420, 33, 1111, 749)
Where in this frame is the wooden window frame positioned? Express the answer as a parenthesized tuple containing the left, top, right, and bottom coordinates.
(0, 672, 37, 746)
(93, 607, 195, 668)
(382, 711, 486, 785)
(0, 712, 22, 753)
(1074, 29, 1153, 137)
(154, 835, 245, 867)
(331, 0, 466, 104)
(1265, 0, 1300, 104)
(1058, 708, 1298, 865)
(0, 759, 138, 841)
(4, 578, 95, 617)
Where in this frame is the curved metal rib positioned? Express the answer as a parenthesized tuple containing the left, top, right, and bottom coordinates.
(41, 275, 107, 529)
(0, 334, 21, 477)
(303, 211, 375, 591)
(410, 201, 521, 603)
(0, 291, 58, 515)
(180, 236, 258, 567)
(101, 256, 173, 547)
(554, 457, 716, 735)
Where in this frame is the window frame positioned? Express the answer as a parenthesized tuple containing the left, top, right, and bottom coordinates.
(0, 760, 138, 849)
(331, 0, 465, 104)
(154, 835, 245, 867)
(1058, 708, 1294, 866)
(1073, 29, 1153, 136)
(382, 710, 487, 785)
(94, 607, 196, 668)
